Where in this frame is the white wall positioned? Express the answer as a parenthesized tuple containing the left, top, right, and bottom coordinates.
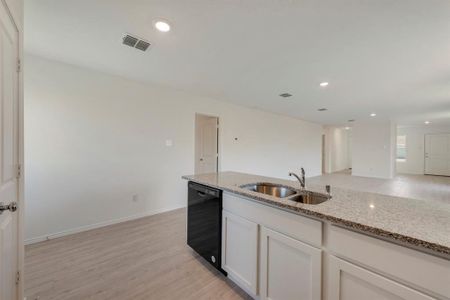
(351, 121, 396, 179)
(396, 125, 450, 175)
(324, 126, 351, 173)
(24, 54, 323, 242)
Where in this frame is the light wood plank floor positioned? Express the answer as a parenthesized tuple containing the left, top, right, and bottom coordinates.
(309, 170, 450, 204)
(25, 208, 251, 300)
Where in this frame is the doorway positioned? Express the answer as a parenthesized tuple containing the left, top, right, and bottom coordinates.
(195, 114, 219, 174)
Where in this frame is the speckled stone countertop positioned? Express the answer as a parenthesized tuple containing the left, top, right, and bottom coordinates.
(183, 171, 450, 259)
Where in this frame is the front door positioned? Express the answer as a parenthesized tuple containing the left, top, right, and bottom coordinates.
(425, 134, 450, 176)
(0, 1, 20, 299)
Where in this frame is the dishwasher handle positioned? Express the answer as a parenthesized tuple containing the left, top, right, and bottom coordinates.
(197, 191, 207, 197)
(189, 182, 220, 198)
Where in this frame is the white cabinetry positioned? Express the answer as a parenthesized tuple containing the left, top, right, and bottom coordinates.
(260, 226, 322, 300)
(221, 192, 449, 300)
(222, 192, 323, 299)
(328, 256, 436, 300)
(222, 210, 259, 296)
(327, 225, 450, 300)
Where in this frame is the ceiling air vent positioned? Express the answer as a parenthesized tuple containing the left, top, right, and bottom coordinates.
(135, 40, 151, 51)
(279, 93, 292, 98)
(122, 34, 151, 52)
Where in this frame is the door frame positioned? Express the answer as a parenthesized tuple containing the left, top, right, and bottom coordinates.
(321, 134, 325, 174)
(194, 113, 220, 174)
(1, 0, 24, 298)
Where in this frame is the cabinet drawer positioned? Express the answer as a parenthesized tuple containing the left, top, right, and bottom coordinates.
(327, 225, 450, 299)
(328, 255, 437, 300)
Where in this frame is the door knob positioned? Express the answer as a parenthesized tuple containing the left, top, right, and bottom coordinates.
(200, 158, 204, 161)
(0, 202, 17, 214)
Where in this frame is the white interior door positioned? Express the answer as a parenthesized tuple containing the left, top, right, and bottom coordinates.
(195, 114, 218, 174)
(425, 134, 450, 176)
(0, 2, 20, 299)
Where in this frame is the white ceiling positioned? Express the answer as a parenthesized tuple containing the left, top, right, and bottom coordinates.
(25, 0, 450, 126)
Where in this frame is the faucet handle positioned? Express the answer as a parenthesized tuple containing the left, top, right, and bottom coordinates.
(301, 167, 305, 176)
(325, 185, 331, 195)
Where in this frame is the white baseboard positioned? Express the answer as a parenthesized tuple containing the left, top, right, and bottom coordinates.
(25, 205, 186, 245)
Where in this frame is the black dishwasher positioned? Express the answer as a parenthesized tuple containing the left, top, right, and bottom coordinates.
(187, 181, 226, 275)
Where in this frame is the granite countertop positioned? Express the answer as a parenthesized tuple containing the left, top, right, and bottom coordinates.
(182, 171, 450, 259)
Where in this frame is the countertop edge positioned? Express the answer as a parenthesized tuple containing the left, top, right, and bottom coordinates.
(183, 175, 450, 259)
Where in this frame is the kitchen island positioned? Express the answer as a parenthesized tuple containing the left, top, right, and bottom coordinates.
(183, 171, 450, 300)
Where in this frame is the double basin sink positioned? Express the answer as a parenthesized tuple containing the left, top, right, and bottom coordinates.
(240, 182, 330, 205)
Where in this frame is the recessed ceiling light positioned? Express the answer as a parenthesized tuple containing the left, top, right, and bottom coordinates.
(317, 108, 328, 111)
(369, 204, 375, 209)
(424, 121, 430, 124)
(370, 113, 377, 117)
(345, 127, 350, 130)
(154, 20, 171, 32)
(279, 93, 292, 98)
(319, 82, 329, 87)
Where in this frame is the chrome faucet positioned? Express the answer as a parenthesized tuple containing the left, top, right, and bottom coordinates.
(325, 185, 331, 196)
(289, 167, 305, 190)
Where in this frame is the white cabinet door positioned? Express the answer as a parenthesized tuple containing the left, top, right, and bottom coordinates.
(222, 210, 259, 296)
(260, 226, 321, 300)
(328, 256, 436, 300)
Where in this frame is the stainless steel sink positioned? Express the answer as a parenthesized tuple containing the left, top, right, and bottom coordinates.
(241, 183, 297, 198)
(288, 191, 330, 205)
